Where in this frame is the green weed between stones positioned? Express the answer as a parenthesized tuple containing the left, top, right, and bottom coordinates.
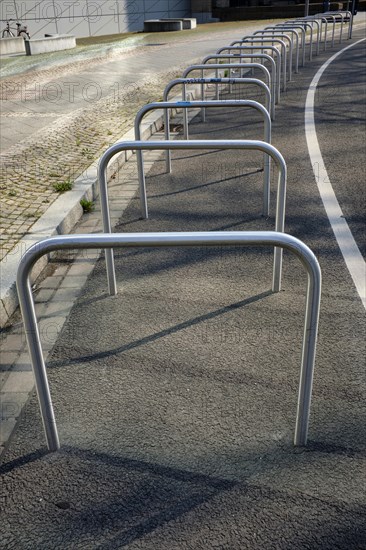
(53, 179, 73, 193)
(80, 199, 94, 213)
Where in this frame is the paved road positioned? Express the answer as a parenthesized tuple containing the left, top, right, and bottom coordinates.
(312, 38, 366, 259)
(0, 26, 365, 548)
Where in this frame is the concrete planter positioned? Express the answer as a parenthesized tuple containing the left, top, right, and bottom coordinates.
(0, 37, 26, 55)
(144, 19, 183, 31)
(25, 34, 76, 55)
(160, 18, 197, 29)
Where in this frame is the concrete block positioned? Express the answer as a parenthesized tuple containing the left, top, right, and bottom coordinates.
(0, 37, 26, 56)
(144, 20, 183, 32)
(25, 34, 76, 55)
(160, 18, 197, 29)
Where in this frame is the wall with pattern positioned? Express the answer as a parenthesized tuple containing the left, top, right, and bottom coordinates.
(0, 0, 192, 38)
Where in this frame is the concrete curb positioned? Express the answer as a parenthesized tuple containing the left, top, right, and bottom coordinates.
(0, 84, 203, 328)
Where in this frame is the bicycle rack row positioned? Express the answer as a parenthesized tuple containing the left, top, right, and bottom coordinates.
(17, 9, 354, 451)
(17, 231, 321, 452)
(163, 76, 272, 128)
(134, 99, 271, 183)
(182, 60, 276, 115)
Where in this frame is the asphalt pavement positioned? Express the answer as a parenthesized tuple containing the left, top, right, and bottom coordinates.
(0, 24, 365, 550)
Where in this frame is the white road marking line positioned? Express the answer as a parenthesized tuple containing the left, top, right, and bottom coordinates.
(305, 38, 366, 311)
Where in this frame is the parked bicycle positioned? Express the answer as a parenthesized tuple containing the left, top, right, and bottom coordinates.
(1, 19, 30, 39)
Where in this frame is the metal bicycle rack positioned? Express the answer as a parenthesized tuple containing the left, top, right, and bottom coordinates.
(309, 16, 329, 51)
(16, 231, 321, 452)
(292, 18, 321, 55)
(318, 11, 351, 43)
(221, 45, 282, 98)
(314, 13, 342, 51)
(281, 21, 315, 61)
(162, 77, 272, 141)
(324, 10, 353, 39)
(197, 55, 280, 109)
(163, 76, 272, 116)
(133, 100, 272, 202)
(317, 11, 352, 41)
(98, 140, 287, 296)
(262, 27, 300, 72)
(315, 14, 338, 46)
(274, 22, 312, 67)
(264, 23, 306, 67)
(252, 30, 295, 79)
(236, 38, 288, 90)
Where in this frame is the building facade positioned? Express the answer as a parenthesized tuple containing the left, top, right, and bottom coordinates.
(0, 0, 193, 38)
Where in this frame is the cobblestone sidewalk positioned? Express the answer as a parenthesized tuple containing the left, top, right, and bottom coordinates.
(0, 64, 185, 262)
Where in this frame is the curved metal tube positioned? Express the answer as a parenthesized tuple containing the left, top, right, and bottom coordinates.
(310, 16, 329, 51)
(217, 42, 282, 99)
(98, 140, 287, 294)
(268, 26, 302, 69)
(183, 60, 276, 120)
(283, 21, 314, 61)
(134, 100, 272, 213)
(17, 231, 321, 451)
(253, 30, 294, 79)
(162, 78, 272, 169)
(317, 14, 337, 46)
(324, 11, 353, 39)
(314, 12, 342, 50)
(239, 38, 287, 90)
(274, 24, 306, 66)
(294, 18, 321, 55)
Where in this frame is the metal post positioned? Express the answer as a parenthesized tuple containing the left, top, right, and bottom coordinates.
(98, 154, 118, 295)
(201, 68, 206, 122)
(163, 108, 172, 173)
(182, 82, 189, 139)
(17, 231, 321, 451)
(349, 5, 355, 38)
